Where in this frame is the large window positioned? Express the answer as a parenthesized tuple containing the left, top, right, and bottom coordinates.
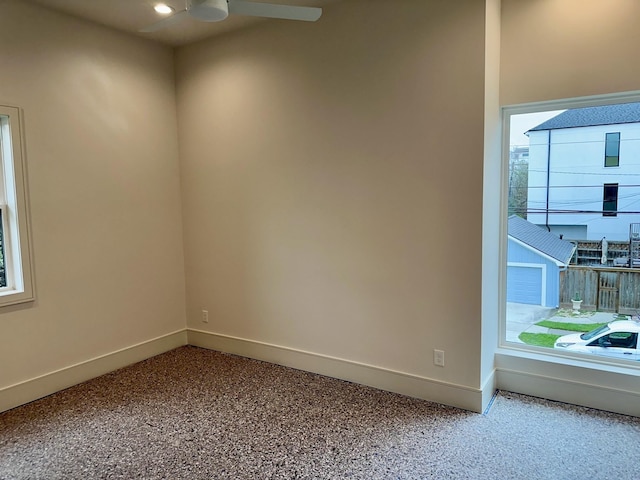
(0, 104, 35, 306)
(605, 132, 621, 167)
(503, 96, 640, 368)
(603, 183, 618, 217)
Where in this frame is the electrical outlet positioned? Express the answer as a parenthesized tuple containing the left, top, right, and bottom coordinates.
(434, 349, 445, 367)
(202, 309, 209, 323)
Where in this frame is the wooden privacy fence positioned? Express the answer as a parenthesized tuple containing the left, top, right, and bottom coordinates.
(560, 266, 640, 314)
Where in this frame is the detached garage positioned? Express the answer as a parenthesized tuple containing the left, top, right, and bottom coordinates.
(507, 216, 576, 307)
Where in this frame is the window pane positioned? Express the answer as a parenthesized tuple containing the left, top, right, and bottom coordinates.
(504, 100, 640, 365)
(605, 156, 619, 167)
(605, 132, 620, 167)
(0, 104, 35, 305)
(603, 183, 618, 217)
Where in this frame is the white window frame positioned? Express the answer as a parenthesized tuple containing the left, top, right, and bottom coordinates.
(500, 91, 640, 368)
(0, 104, 35, 306)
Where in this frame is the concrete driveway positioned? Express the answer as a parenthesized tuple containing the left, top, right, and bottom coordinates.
(506, 303, 621, 343)
(506, 302, 556, 343)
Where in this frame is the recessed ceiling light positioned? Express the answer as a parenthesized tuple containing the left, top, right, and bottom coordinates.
(154, 4, 174, 15)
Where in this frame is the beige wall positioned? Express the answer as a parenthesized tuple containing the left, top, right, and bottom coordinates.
(501, 0, 640, 105)
(0, 1, 186, 390)
(177, 0, 487, 394)
(1, 0, 636, 415)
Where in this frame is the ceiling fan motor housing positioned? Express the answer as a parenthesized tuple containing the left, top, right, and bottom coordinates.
(188, 0, 229, 21)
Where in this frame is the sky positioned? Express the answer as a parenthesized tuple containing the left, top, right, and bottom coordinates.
(509, 110, 565, 148)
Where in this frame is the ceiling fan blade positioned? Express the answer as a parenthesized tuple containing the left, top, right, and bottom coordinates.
(228, 1, 322, 21)
(139, 9, 189, 33)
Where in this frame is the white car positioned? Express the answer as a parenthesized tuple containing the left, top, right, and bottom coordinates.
(554, 320, 640, 361)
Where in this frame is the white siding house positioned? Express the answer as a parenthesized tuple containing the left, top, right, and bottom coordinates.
(527, 103, 640, 241)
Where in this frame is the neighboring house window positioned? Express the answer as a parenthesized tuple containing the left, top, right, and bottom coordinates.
(603, 183, 618, 217)
(0, 104, 35, 306)
(605, 132, 620, 167)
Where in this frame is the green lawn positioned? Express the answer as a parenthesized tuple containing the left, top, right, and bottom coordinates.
(519, 320, 608, 347)
(518, 332, 561, 348)
(534, 320, 607, 332)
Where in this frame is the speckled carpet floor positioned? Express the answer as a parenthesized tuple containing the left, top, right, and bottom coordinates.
(1, 346, 639, 479)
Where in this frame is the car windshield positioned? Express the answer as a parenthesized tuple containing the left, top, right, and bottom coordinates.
(580, 324, 611, 341)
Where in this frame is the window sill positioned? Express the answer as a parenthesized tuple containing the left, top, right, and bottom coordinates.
(495, 346, 640, 416)
(496, 344, 640, 376)
(0, 287, 35, 307)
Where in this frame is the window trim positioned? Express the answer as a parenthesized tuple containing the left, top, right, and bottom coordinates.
(0, 104, 35, 306)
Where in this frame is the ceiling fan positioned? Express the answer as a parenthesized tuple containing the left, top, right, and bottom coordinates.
(140, 0, 322, 32)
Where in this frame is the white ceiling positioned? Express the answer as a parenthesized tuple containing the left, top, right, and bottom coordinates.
(26, 0, 337, 46)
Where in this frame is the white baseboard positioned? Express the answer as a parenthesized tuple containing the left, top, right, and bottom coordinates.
(0, 329, 187, 413)
(480, 368, 497, 413)
(5, 328, 639, 418)
(188, 329, 486, 413)
(496, 350, 640, 417)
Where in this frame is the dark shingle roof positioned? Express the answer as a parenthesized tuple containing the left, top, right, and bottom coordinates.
(529, 102, 640, 132)
(508, 215, 576, 265)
